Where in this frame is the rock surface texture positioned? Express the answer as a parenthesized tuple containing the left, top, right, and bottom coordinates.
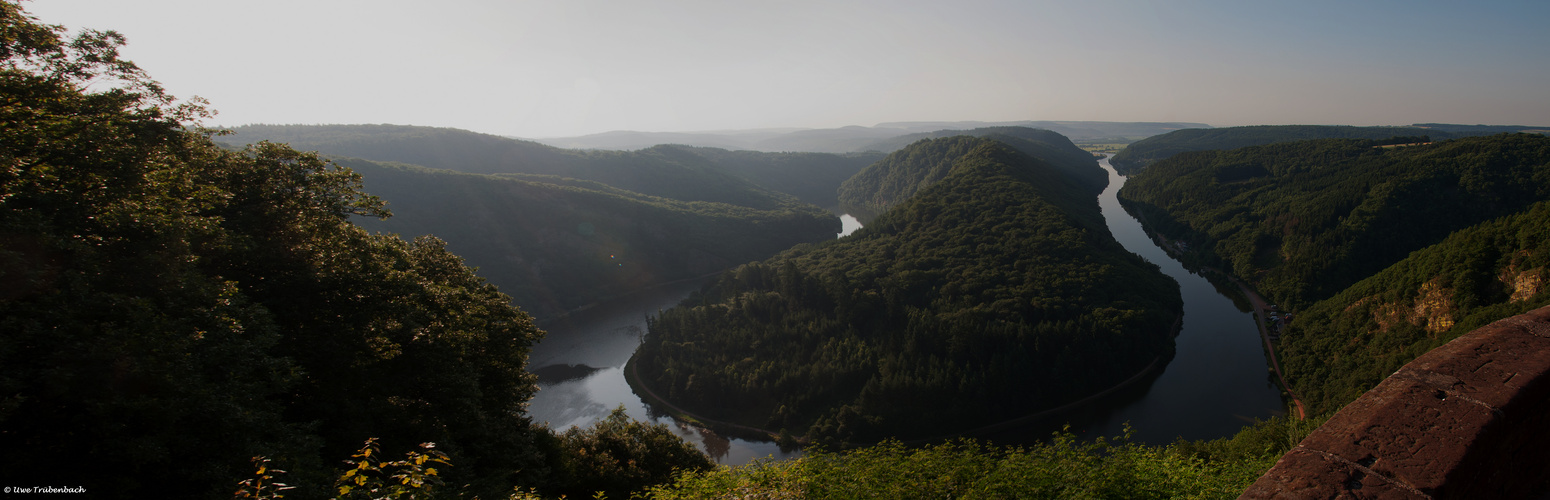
(1241, 305, 1550, 499)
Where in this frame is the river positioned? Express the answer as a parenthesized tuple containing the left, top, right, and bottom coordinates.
(1063, 156, 1285, 443)
(524, 157, 1285, 465)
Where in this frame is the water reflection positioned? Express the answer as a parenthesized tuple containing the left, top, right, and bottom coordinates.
(1065, 157, 1285, 444)
(526, 278, 801, 465)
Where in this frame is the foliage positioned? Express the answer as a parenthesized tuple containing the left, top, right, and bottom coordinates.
(644, 417, 1317, 500)
(235, 458, 297, 500)
(637, 138, 1181, 444)
(333, 439, 451, 500)
(1117, 134, 1550, 309)
(1108, 125, 1466, 174)
(1278, 201, 1550, 414)
(0, 4, 577, 497)
(552, 406, 714, 500)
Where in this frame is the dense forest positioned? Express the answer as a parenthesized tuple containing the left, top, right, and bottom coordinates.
(636, 137, 1182, 445)
(836, 127, 1105, 220)
(335, 158, 838, 319)
(1277, 201, 1550, 414)
(1108, 125, 1468, 174)
(0, 5, 710, 498)
(1117, 134, 1550, 309)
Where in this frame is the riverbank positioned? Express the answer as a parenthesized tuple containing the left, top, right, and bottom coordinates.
(623, 354, 793, 445)
(1221, 274, 1308, 419)
(625, 313, 1182, 448)
(1136, 224, 1307, 420)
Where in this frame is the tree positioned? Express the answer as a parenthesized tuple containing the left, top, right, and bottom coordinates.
(0, 3, 553, 496)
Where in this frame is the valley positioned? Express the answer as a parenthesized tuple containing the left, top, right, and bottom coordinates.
(8, 1, 1550, 495)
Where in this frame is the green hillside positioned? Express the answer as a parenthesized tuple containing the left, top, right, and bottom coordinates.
(1278, 201, 1550, 414)
(656, 146, 885, 208)
(1109, 125, 1459, 174)
(340, 159, 841, 319)
(1117, 133, 1550, 309)
(837, 127, 1102, 219)
(635, 138, 1181, 444)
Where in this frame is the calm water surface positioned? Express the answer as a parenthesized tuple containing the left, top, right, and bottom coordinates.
(1070, 157, 1285, 443)
(527, 162, 1286, 465)
(523, 212, 866, 463)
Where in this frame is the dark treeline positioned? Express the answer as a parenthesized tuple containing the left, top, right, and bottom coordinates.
(837, 127, 1105, 220)
(1279, 201, 1550, 414)
(0, 5, 709, 499)
(636, 137, 1181, 445)
(339, 158, 840, 319)
(1108, 125, 1474, 174)
(1117, 134, 1550, 310)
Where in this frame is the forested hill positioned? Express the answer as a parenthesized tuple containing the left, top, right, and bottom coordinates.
(222, 124, 819, 210)
(857, 126, 1104, 165)
(837, 127, 1101, 219)
(338, 158, 840, 319)
(651, 146, 884, 208)
(1117, 133, 1550, 309)
(635, 138, 1182, 445)
(1109, 125, 1462, 174)
(1278, 201, 1550, 415)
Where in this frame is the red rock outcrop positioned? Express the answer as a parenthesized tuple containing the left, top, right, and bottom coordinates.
(1240, 305, 1550, 499)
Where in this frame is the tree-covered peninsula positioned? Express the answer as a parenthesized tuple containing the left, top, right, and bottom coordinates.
(635, 136, 1182, 444)
(1117, 134, 1550, 309)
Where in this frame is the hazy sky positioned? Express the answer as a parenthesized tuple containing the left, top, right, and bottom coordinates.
(25, 0, 1550, 138)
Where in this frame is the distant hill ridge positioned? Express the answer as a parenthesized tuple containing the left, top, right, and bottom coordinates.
(339, 158, 840, 319)
(1110, 124, 1548, 174)
(533, 120, 1209, 153)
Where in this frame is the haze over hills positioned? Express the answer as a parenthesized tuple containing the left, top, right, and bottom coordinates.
(532, 120, 1210, 153)
(338, 158, 842, 320)
(218, 124, 884, 319)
